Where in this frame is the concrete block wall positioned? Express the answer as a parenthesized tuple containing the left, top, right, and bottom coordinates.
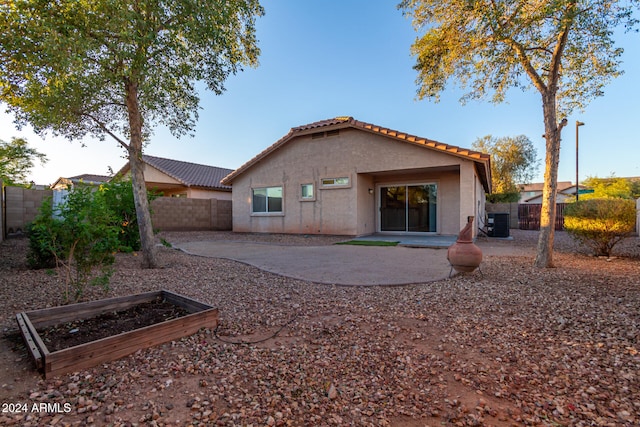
(211, 198, 232, 231)
(2, 186, 232, 238)
(485, 202, 520, 229)
(4, 186, 52, 234)
(150, 197, 232, 231)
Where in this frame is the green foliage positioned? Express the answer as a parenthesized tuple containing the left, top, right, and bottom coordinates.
(100, 179, 158, 252)
(26, 198, 60, 269)
(0, 0, 264, 140)
(564, 198, 636, 257)
(399, 0, 635, 116)
(0, 137, 47, 185)
(581, 175, 636, 199)
(632, 181, 640, 200)
(1, 0, 263, 268)
(400, 0, 638, 267)
(486, 192, 521, 203)
(27, 187, 120, 301)
(472, 135, 539, 195)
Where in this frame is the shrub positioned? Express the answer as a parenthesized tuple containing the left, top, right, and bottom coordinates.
(487, 191, 521, 203)
(564, 198, 636, 257)
(27, 186, 120, 300)
(99, 179, 157, 252)
(26, 198, 60, 269)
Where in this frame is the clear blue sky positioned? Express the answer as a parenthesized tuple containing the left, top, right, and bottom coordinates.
(1, 1, 639, 186)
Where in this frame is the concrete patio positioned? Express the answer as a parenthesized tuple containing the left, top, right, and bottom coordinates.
(172, 234, 524, 286)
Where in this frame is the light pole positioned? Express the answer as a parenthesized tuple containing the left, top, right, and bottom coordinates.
(576, 121, 585, 201)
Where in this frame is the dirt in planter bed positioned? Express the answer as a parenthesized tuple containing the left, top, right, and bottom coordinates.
(37, 298, 190, 352)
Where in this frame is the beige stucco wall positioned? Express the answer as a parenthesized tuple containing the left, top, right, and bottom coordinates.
(230, 128, 485, 236)
(187, 188, 232, 200)
(368, 170, 461, 236)
(144, 165, 181, 185)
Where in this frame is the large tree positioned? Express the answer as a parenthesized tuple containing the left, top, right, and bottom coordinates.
(0, 137, 47, 186)
(472, 135, 539, 198)
(0, 0, 263, 268)
(400, 0, 638, 267)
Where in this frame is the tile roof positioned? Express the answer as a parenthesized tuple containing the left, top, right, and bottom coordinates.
(222, 116, 492, 192)
(51, 174, 111, 189)
(141, 155, 233, 190)
(68, 174, 112, 183)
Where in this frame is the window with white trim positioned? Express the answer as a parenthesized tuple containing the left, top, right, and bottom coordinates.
(252, 186, 283, 213)
(301, 183, 314, 200)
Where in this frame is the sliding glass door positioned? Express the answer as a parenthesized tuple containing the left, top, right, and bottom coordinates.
(380, 184, 437, 232)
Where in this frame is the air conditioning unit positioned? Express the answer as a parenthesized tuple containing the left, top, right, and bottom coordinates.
(487, 213, 510, 237)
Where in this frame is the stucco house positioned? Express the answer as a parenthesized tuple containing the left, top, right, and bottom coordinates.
(518, 181, 591, 204)
(51, 174, 111, 190)
(221, 117, 491, 237)
(116, 155, 233, 200)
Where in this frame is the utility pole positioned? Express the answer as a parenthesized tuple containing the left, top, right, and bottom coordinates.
(576, 121, 585, 201)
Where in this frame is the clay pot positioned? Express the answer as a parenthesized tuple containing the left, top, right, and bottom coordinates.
(447, 216, 482, 273)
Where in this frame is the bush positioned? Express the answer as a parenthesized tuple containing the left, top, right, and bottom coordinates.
(27, 186, 120, 300)
(564, 198, 637, 257)
(487, 191, 520, 203)
(26, 198, 60, 269)
(100, 179, 158, 251)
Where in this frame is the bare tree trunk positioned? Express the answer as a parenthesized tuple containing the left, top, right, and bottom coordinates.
(125, 80, 158, 268)
(534, 92, 567, 268)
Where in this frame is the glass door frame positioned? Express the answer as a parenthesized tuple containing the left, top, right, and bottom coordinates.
(376, 181, 439, 234)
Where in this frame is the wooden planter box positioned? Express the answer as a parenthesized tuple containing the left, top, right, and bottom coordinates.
(16, 290, 218, 378)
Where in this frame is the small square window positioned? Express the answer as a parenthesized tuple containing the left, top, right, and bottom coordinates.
(301, 183, 314, 200)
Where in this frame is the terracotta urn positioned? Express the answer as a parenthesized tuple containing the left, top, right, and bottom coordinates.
(447, 216, 482, 273)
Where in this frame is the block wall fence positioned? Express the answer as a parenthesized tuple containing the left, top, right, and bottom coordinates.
(3, 185, 637, 237)
(1, 185, 232, 237)
(3, 185, 53, 235)
(150, 197, 232, 231)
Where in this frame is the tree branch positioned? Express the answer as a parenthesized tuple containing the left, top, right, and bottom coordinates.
(486, 0, 548, 94)
(505, 38, 548, 93)
(524, 46, 554, 55)
(548, 5, 577, 93)
(80, 112, 129, 151)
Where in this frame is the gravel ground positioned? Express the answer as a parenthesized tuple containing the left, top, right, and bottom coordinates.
(0, 230, 639, 426)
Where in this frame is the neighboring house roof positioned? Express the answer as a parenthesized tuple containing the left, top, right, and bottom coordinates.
(519, 181, 574, 193)
(521, 184, 588, 203)
(117, 155, 233, 191)
(222, 116, 492, 192)
(51, 174, 111, 189)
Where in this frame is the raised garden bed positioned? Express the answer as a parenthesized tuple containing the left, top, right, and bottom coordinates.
(16, 290, 218, 378)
